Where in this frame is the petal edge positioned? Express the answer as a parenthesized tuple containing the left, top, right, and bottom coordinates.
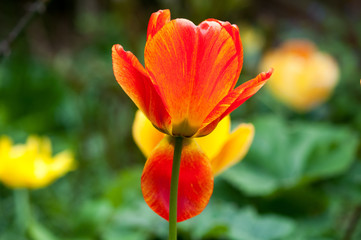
(211, 123, 254, 175)
(147, 9, 171, 40)
(112, 44, 171, 132)
(197, 68, 273, 137)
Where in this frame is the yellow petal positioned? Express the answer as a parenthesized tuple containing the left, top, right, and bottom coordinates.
(25, 150, 75, 189)
(30, 158, 51, 188)
(211, 123, 254, 175)
(26, 136, 52, 158)
(195, 116, 231, 160)
(39, 136, 52, 157)
(0, 136, 12, 158)
(132, 110, 164, 157)
(0, 136, 12, 174)
(0, 136, 12, 150)
(50, 150, 75, 177)
(0, 136, 74, 189)
(0, 150, 36, 188)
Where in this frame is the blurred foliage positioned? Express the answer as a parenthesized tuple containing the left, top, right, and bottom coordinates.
(223, 115, 358, 196)
(0, 0, 360, 239)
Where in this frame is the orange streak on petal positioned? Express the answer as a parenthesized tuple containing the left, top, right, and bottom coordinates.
(206, 19, 244, 89)
(112, 44, 171, 132)
(141, 136, 214, 222)
(211, 123, 254, 175)
(147, 9, 171, 40)
(145, 19, 197, 133)
(188, 21, 239, 128)
(197, 69, 273, 137)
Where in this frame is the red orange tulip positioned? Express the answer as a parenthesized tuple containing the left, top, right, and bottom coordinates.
(112, 9, 272, 223)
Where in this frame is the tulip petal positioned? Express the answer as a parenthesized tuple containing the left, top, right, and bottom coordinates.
(0, 136, 74, 189)
(0, 136, 12, 178)
(196, 69, 273, 137)
(145, 19, 197, 135)
(141, 136, 214, 222)
(48, 150, 75, 179)
(133, 110, 164, 157)
(112, 45, 171, 132)
(0, 136, 11, 158)
(147, 9, 171, 40)
(145, 19, 241, 136)
(206, 19, 243, 89)
(0, 142, 36, 188)
(211, 123, 254, 175)
(195, 115, 230, 160)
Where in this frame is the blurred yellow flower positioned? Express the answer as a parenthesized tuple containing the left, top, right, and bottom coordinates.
(132, 110, 254, 175)
(260, 39, 339, 112)
(0, 136, 75, 189)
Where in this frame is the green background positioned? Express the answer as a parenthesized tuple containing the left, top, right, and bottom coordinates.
(0, 0, 360, 239)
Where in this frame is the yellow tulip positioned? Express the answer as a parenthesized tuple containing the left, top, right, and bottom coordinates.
(0, 136, 75, 189)
(132, 110, 254, 175)
(260, 39, 339, 112)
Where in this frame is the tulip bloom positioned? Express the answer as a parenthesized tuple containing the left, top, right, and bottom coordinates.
(0, 136, 74, 189)
(112, 9, 272, 223)
(260, 39, 339, 112)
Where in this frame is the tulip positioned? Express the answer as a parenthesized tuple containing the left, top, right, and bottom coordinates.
(0, 135, 74, 189)
(112, 9, 272, 138)
(112, 9, 272, 237)
(260, 39, 339, 112)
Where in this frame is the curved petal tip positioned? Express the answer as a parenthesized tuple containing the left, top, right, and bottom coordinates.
(211, 123, 254, 175)
(147, 9, 171, 40)
(265, 68, 274, 78)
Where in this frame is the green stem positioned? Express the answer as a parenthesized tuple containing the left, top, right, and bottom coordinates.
(168, 137, 184, 240)
(14, 188, 32, 236)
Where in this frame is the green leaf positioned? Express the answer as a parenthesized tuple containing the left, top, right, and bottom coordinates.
(222, 115, 359, 196)
(223, 164, 279, 196)
(28, 221, 58, 240)
(300, 123, 358, 178)
(180, 201, 295, 240)
(229, 207, 295, 240)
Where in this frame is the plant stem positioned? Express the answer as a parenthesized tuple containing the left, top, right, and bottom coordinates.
(14, 188, 32, 236)
(168, 137, 183, 240)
